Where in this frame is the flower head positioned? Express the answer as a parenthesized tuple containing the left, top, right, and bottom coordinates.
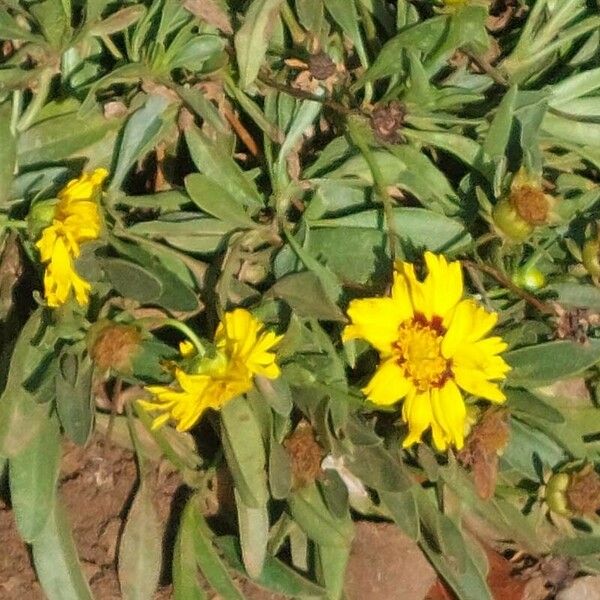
(138, 309, 282, 431)
(35, 168, 108, 307)
(343, 252, 510, 451)
(492, 168, 556, 242)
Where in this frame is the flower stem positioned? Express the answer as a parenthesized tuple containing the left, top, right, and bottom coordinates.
(347, 118, 398, 262)
(17, 68, 54, 132)
(136, 316, 206, 355)
(0, 217, 28, 230)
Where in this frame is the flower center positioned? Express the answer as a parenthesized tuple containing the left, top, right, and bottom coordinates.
(394, 315, 451, 391)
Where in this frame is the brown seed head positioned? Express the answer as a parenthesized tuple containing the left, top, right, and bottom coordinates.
(284, 420, 324, 489)
(566, 465, 600, 516)
(89, 322, 141, 373)
(370, 101, 406, 144)
(458, 408, 509, 500)
(308, 52, 336, 81)
(509, 184, 549, 225)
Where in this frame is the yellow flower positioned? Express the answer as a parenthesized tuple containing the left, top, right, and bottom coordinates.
(138, 309, 282, 431)
(35, 168, 108, 307)
(343, 252, 510, 451)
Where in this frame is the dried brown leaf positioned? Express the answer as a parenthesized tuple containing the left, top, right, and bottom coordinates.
(183, 0, 233, 34)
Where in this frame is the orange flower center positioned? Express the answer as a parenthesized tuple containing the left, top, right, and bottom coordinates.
(394, 315, 452, 392)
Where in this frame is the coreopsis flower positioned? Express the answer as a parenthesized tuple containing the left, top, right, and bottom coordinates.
(343, 252, 510, 451)
(138, 309, 282, 431)
(35, 168, 108, 307)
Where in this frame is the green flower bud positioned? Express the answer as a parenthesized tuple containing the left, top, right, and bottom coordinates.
(27, 199, 57, 239)
(545, 472, 571, 516)
(582, 239, 600, 279)
(512, 267, 546, 291)
(492, 197, 533, 242)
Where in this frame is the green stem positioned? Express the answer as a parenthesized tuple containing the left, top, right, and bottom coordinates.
(0, 218, 28, 230)
(347, 119, 398, 262)
(280, 1, 306, 46)
(10, 90, 22, 135)
(135, 316, 206, 356)
(17, 68, 54, 132)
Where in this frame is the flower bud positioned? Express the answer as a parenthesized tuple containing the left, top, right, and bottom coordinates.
(493, 168, 555, 243)
(492, 197, 534, 242)
(512, 267, 546, 291)
(27, 199, 57, 239)
(545, 472, 571, 516)
(565, 464, 600, 517)
(582, 239, 600, 279)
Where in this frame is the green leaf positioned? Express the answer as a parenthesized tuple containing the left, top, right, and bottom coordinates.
(17, 106, 122, 166)
(235, 489, 268, 579)
(553, 536, 600, 557)
(109, 95, 172, 191)
(357, 17, 447, 85)
(0, 310, 54, 457)
(316, 543, 350, 600)
(379, 489, 420, 541)
(9, 414, 61, 542)
(0, 8, 44, 43)
(55, 349, 94, 445)
(118, 479, 163, 600)
(501, 418, 566, 479)
(221, 396, 269, 508)
(505, 339, 600, 387)
(216, 535, 327, 598)
(173, 501, 208, 600)
(289, 483, 354, 547)
(234, 0, 283, 90)
(88, 5, 146, 35)
(102, 257, 163, 303)
(184, 497, 245, 599)
(416, 487, 492, 600)
(185, 173, 256, 227)
(31, 500, 94, 600)
(269, 271, 346, 321)
(506, 388, 565, 424)
(324, 0, 368, 67)
(0, 103, 16, 206)
(185, 124, 263, 208)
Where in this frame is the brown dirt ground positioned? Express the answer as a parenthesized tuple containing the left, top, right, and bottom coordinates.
(1, 433, 559, 600)
(0, 435, 436, 600)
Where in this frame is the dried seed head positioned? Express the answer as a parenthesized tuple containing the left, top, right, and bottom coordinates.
(552, 303, 600, 345)
(509, 184, 550, 226)
(284, 420, 324, 489)
(88, 321, 142, 373)
(308, 52, 336, 81)
(566, 465, 600, 516)
(370, 101, 406, 144)
(458, 408, 509, 499)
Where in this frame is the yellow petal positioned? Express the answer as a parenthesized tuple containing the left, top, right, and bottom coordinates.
(442, 299, 498, 358)
(422, 252, 463, 322)
(401, 389, 433, 447)
(363, 359, 410, 406)
(431, 380, 466, 450)
(453, 366, 507, 403)
(343, 297, 407, 355)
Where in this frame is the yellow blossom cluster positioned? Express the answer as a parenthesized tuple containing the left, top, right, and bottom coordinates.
(138, 308, 282, 431)
(35, 169, 108, 307)
(343, 252, 510, 451)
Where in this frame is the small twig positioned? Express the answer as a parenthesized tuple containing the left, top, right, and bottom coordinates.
(462, 49, 509, 87)
(221, 103, 261, 157)
(462, 259, 555, 315)
(258, 73, 358, 116)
